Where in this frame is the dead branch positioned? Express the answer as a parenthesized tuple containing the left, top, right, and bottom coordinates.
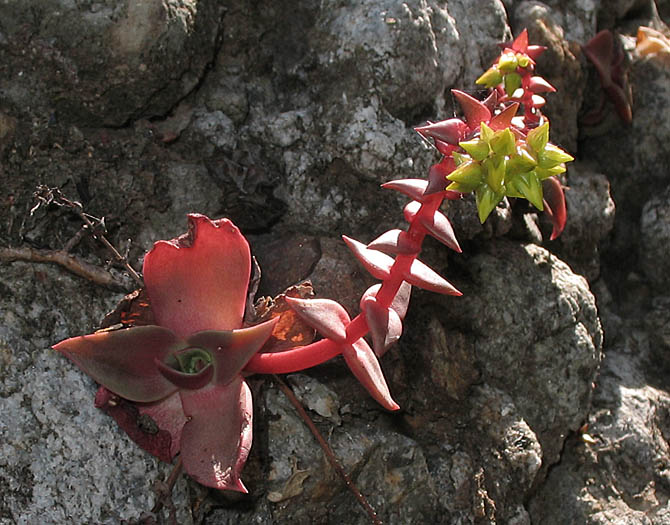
(0, 246, 131, 291)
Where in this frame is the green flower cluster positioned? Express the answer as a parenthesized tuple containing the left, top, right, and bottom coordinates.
(445, 122, 574, 223)
(476, 51, 531, 97)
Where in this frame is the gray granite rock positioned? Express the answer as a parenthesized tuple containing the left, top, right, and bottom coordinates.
(0, 0, 223, 126)
(559, 165, 616, 281)
(640, 185, 670, 287)
(3, 0, 668, 523)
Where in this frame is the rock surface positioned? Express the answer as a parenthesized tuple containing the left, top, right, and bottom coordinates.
(1, 0, 669, 523)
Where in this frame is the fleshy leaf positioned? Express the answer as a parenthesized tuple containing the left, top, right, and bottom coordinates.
(284, 297, 351, 343)
(342, 236, 394, 280)
(504, 72, 522, 97)
(538, 144, 574, 168)
(526, 122, 549, 154)
(542, 176, 567, 240)
(528, 76, 556, 93)
(95, 387, 187, 463)
(380, 178, 428, 202)
(489, 103, 519, 131)
(452, 90, 492, 129)
(459, 138, 490, 161)
(476, 66, 503, 88)
(425, 158, 458, 196)
(475, 185, 503, 223)
(403, 201, 461, 253)
(54, 326, 179, 402)
(368, 229, 420, 255)
(143, 214, 251, 338)
(511, 171, 544, 210)
(179, 378, 253, 492)
(447, 160, 483, 188)
(342, 338, 399, 410)
(360, 296, 403, 356)
(414, 118, 468, 145)
(361, 282, 412, 320)
(512, 28, 529, 52)
(404, 259, 462, 296)
(187, 319, 279, 385)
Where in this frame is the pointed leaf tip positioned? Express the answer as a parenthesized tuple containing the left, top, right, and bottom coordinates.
(285, 297, 350, 343)
(342, 236, 394, 280)
(381, 179, 429, 202)
(342, 339, 399, 411)
(404, 259, 462, 296)
(403, 201, 461, 253)
(415, 118, 468, 145)
(368, 229, 420, 255)
(361, 296, 403, 356)
(53, 326, 179, 403)
(542, 176, 567, 240)
(452, 90, 492, 130)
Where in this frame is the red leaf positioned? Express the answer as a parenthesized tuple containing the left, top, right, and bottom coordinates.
(403, 201, 461, 253)
(542, 176, 567, 240)
(143, 214, 251, 338)
(414, 118, 468, 145)
(188, 319, 279, 385)
(452, 90, 492, 129)
(367, 229, 420, 255)
(284, 297, 351, 343)
(489, 102, 520, 130)
(381, 179, 428, 202)
(342, 338, 399, 411)
(404, 260, 462, 296)
(53, 326, 179, 402)
(528, 76, 556, 94)
(342, 236, 394, 280)
(512, 28, 529, 52)
(179, 378, 253, 492)
(361, 281, 411, 319)
(95, 387, 187, 463)
(424, 158, 453, 196)
(360, 296, 403, 356)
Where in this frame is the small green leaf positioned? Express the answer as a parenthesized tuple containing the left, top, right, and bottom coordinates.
(498, 53, 519, 73)
(446, 180, 479, 193)
(505, 147, 537, 176)
(476, 67, 503, 88)
(484, 158, 505, 193)
(459, 139, 490, 161)
(526, 122, 549, 153)
(489, 128, 516, 157)
(504, 72, 522, 97)
(511, 171, 544, 210)
(475, 185, 503, 223)
(175, 347, 213, 374)
(535, 165, 566, 180)
(447, 160, 484, 185)
(452, 151, 470, 166)
(537, 143, 574, 169)
(480, 122, 494, 143)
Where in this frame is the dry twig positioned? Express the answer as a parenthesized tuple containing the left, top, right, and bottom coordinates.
(273, 374, 383, 525)
(0, 245, 130, 291)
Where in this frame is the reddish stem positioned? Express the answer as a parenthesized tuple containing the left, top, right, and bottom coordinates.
(245, 338, 342, 374)
(244, 191, 447, 376)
